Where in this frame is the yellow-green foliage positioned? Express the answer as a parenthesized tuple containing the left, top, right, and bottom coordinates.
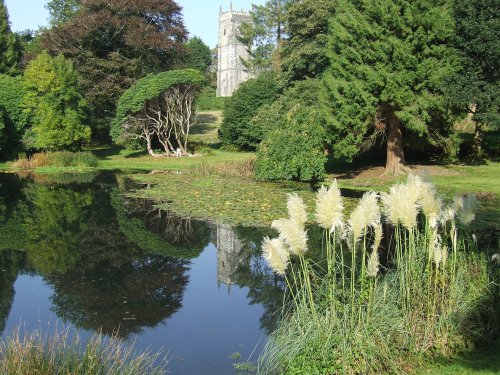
(22, 52, 90, 151)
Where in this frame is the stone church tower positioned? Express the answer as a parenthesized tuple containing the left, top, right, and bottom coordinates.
(217, 3, 252, 97)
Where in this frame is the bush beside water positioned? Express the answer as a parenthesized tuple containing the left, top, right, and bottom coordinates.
(0, 328, 166, 375)
(15, 151, 99, 170)
(258, 175, 499, 374)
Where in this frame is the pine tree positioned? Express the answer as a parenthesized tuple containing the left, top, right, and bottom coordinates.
(323, 0, 459, 174)
(0, 0, 20, 75)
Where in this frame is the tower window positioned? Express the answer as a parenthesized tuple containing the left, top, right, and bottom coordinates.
(224, 28, 226, 36)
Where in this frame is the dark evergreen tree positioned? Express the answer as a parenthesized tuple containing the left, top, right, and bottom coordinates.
(219, 71, 279, 150)
(323, 0, 459, 174)
(0, 0, 20, 75)
(447, 0, 499, 160)
(185, 36, 212, 73)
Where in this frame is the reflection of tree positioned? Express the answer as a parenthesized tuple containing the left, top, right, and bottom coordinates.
(0, 250, 27, 334)
(47, 254, 190, 337)
(23, 185, 93, 274)
(112, 191, 211, 259)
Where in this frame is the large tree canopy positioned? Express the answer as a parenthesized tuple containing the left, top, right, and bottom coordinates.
(323, 0, 459, 174)
(280, 0, 335, 82)
(111, 69, 206, 156)
(42, 0, 188, 140)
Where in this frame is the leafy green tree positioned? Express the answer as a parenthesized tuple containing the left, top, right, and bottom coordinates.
(323, 0, 459, 175)
(281, 0, 335, 82)
(0, 0, 20, 75)
(0, 73, 26, 157)
(447, 0, 499, 160)
(219, 71, 279, 150)
(46, 0, 81, 26)
(238, 0, 292, 74)
(255, 79, 327, 182)
(111, 69, 205, 156)
(185, 36, 212, 73)
(22, 51, 90, 150)
(42, 0, 188, 141)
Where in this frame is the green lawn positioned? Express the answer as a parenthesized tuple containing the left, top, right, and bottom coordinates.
(417, 339, 500, 375)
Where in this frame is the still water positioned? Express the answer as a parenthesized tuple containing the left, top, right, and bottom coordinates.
(0, 171, 283, 374)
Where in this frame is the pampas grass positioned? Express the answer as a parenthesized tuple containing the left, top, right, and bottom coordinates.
(258, 175, 495, 374)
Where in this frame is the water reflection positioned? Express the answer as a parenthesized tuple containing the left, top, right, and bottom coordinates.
(0, 171, 284, 370)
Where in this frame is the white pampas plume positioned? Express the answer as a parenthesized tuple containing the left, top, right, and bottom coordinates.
(372, 223, 383, 252)
(348, 191, 380, 241)
(262, 237, 290, 275)
(440, 205, 457, 225)
(314, 180, 344, 233)
(419, 183, 442, 229)
(287, 193, 308, 227)
(367, 248, 380, 277)
(454, 194, 477, 226)
(441, 246, 448, 268)
(433, 245, 443, 268)
(381, 177, 420, 230)
(272, 218, 308, 256)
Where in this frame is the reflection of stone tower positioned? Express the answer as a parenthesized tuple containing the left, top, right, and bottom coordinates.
(216, 3, 252, 97)
(216, 224, 243, 286)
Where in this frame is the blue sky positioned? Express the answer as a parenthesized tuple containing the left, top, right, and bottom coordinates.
(4, 0, 264, 48)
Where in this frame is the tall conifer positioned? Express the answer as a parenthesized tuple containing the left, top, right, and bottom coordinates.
(0, 0, 20, 75)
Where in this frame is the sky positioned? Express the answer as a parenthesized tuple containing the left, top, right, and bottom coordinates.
(4, 0, 265, 48)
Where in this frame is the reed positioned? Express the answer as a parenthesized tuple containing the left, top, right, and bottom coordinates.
(258, 176, 496, 374)
(0, 327, 166, 375)
(14, 151, 98, 170)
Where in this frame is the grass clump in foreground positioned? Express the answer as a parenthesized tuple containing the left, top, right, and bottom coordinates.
(258, 175, 499, 374)
(0, 327, 166, 375)
(15, 151, 99, 170)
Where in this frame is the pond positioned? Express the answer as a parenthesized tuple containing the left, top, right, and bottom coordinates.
(0, 171, 284, 374)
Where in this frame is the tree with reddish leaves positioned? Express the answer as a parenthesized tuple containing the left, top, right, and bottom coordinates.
(42, 0, 188, 141)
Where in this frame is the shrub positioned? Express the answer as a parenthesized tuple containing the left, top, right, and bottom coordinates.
(219, 71, 279, 150)
(255, 108, 326, 181)
(192, 158, 255, 178)
(0, 327, 166, 375)
(258, 176, 497, 374)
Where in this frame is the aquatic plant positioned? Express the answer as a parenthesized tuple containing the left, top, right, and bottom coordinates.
(258, 175, 496, 374)
(0, 327, 166, 375)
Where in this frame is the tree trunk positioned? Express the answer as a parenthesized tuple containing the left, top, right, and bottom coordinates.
(384, 110, 406, 175)
(472, 120, 483, 161)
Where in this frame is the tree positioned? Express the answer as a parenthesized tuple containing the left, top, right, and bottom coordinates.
(0, 73, 26, 157)
(255, 79, 327, 182)
(323, 0, 459, 175)
(46, 0, 81, 26)
(280, 0, 335, 83)
(22, 52, 90, 150)
(0, 0, 20, 75)
(447, 0, 499, 160)
(219, 71, 279, 150)
(42, 0, 188, 140)
(185, 36, 212, 73)
(238, 0, 292, 74)
(111, 69, 206, 156)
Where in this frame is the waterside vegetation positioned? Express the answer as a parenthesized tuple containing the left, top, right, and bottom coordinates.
(258, 176, 499, 374)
